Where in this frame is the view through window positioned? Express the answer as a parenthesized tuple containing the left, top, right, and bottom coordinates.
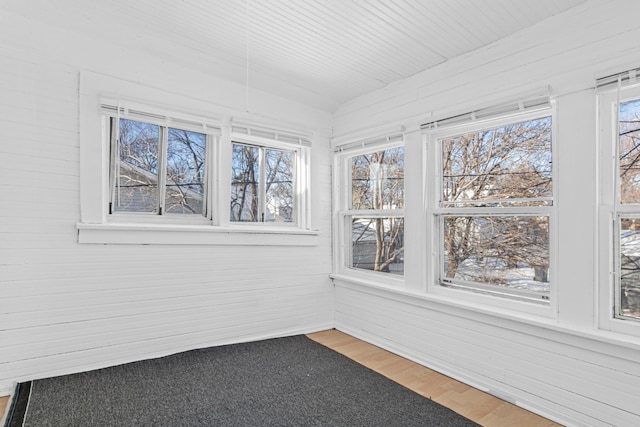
(349, 146, 404, 275)
(230, 143, 295, 223)
(618, 98, 640, 320)
(112, 118, 208, 216)
(436, 115, 553, 303)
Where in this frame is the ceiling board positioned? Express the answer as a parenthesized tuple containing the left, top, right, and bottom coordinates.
(1, 0, 587, 111)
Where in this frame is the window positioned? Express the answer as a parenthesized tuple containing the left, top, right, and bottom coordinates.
(335, 136, 405, 277)
(617, 99, 640, 321)
(78, 72, 317, 245)
(104, 106, 218, 224)
(428, 109, 554, 305)
(110, 118, 210, 217)
(230, 143, 296, 223)
(599, 73, 640, 328)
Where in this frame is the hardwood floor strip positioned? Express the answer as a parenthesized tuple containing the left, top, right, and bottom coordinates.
(0, 395, 9, 424)
(307, 329, 560, 427)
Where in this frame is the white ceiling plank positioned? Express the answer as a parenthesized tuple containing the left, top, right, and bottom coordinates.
(0, 0, 588, 110)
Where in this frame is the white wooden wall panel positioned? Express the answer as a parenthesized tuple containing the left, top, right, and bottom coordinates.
(0, 10, 333, 394)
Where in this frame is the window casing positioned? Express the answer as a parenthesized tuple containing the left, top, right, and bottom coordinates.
(334, 136, 405, 280)
(598, 77, 640, 334)
(426, 106, 556, 311)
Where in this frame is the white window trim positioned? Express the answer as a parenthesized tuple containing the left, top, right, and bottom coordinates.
(332, 133, 406, 286)
(223, 131, 311, 229)
(424, 106, 558, 318)
(598, 81, 640, 336)
(78, 71, 317, 245)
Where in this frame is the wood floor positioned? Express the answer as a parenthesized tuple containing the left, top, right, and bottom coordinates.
(0, 396, 7, 421)
(307, 329, 561, 427)
(0, 330, 561, 426)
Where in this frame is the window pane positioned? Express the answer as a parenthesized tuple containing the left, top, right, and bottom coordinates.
(619, 218, 640, 319)
(165, 128, 206, 215)
(231, 144, 259, 221)
(115, 119, 159, 213)
(265, 148, 294, 222)
(442, 215, 549, 296)
(351, 217, 404, 275)
(352, 147, 404, 210)
(619, 99, 640, 204)
(441, 117, 552, 206)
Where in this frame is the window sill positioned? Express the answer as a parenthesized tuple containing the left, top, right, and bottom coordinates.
(77, 222, 320, 246)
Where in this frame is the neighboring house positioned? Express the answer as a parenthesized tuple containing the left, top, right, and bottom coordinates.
(351, 219, 404, 274)
(114, 160, 204, 215)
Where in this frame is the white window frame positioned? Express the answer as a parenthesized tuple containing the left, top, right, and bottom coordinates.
(77, 71, 317, 245)
(103, 102, 220, 226)
(424, 104, 558, 318)
(598, 75, 640, 336)
(225, 129, 310, 229)
(332, 132, 405, 286)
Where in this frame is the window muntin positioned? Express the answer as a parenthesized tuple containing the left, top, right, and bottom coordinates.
(434, 113, 553, 304)
(110, 117, 210, 217)
(230, 142, 296, 223)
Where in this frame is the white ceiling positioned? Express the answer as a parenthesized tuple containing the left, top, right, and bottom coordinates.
(4, 0, 587, 112)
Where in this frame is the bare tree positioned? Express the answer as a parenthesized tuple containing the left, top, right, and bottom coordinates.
(351, 147, 404, 273)
(619, 100, 640, 203)
(231, 144, 259, 221)
(230, 144, 294, 222)
(114, 119, 160, 212)
(165, 128, 206, 214)
(114, 120, 207, 214)
(441, 117, 552, 287)
(265, 148, 294, 222)
(618, 99, 640, 316)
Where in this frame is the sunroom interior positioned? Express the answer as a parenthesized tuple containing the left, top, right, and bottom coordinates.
(2, 1, 640, 426)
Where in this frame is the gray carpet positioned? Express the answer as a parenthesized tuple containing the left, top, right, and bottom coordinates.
(16, 335, 479, 426)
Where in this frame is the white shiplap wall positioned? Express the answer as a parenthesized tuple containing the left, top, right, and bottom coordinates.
(332, 1, 640, 426)
(0, 10, 334, 393)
